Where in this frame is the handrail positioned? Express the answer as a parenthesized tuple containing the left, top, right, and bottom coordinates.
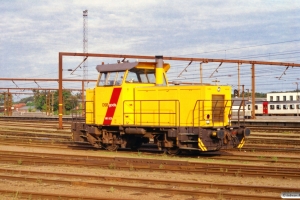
(123, 100, 180, 127)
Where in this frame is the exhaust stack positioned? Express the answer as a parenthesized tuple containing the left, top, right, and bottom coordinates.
(155, 55, 164, 86)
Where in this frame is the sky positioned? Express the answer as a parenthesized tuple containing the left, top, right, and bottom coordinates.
(1, 0, 300, 100)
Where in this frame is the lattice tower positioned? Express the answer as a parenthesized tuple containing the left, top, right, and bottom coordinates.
(83, 10, 88, 88)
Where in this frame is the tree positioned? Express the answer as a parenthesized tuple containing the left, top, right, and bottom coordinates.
(18, 96, 34, 104)
(0, 94, 4, 106)
(32, 90, 79, 113)
(52, 90, 79, 112)
(33, 90, 47, 111)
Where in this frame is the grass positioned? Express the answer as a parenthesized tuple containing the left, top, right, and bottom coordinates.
(137, 151, 142, 156)
(129, 164, 134, 171)
(234, 169, 241, 177)
(108, 163, 116, 169)
(217, 193, 225, 200)
(17, 159, 23, 165)
(282, 131, 292, 134)
(159, 164, 164, 169)
(110, 187, 115, 193)
(13, 191, 19, 200)
(271, 156, 278, 162)
(36, 179, 43, 184)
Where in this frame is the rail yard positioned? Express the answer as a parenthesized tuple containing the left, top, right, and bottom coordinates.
(0, 117, 299, 199)
(1, 54, 300, 199)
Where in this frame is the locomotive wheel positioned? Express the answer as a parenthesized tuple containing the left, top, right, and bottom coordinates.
(166, 147, 181, 155)
(105, 144, 119, 151)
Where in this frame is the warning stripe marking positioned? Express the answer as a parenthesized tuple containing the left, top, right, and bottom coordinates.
(103, 88, 122, 125)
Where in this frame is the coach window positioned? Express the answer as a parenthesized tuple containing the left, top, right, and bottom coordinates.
(283, 96, 286, 101)
(276, 96, 280, 101)
(255, 105, 258, 110)
(247, 105, 250, 110)
(290, 96, 293, 101)
(270, 105, 275, 110)
(290, 104, 295, 109)
(297, 104, 300, 109)
(276, 105, 281, 109)
(283, 105, 288, 109)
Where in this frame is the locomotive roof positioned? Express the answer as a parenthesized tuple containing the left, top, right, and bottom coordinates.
(96, 62, 138, 72)
(96, 62, 170, 72)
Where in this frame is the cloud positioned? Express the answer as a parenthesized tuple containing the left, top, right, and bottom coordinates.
(0, 0, 300, 93)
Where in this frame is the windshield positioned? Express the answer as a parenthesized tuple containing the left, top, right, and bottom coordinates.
(98, 71, 125, 86)
(126, 68, 166, 85)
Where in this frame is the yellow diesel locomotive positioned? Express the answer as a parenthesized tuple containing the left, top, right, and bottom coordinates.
(72, 56, 250, 154)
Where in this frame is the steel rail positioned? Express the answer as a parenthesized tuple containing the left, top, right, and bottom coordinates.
(1, 150, 300, 179)
(1, 167, 296, 194)
(0, 188, 116, 200)
(0, 169, 283, 200)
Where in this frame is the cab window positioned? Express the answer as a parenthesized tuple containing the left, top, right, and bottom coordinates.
(98, 71, 125, 86)
(125, 68, 166, 85)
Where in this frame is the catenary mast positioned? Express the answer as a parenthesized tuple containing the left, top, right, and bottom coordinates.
(83, 10, 88, 88)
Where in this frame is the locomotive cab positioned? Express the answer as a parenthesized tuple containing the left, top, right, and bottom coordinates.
(72, 56, 250, 154)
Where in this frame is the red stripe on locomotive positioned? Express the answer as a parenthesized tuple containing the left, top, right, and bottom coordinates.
(103, 88, 122, 125)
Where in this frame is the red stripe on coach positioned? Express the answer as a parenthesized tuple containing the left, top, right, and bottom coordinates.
(103, 88, 122, 125)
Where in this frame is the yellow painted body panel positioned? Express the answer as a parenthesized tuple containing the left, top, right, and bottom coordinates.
(132, 85, 232, 127)
(87, 84, 232, 128)
(93, 86, 123, 125)
(85, 89, 95, 124)
(86, 62, 232, 128)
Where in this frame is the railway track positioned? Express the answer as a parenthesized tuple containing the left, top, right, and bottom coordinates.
(0, 118, 299, 199)
(2, 116, 300, 131)
(2, 119, 300, 155)
(0, 145, 298, 199)
(1, 149, 300, 180)
(0, 167, 287, 200)
(248, 126, 300, 133)
(1, 134, 300, 167)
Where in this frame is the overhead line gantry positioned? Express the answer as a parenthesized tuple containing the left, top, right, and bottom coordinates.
(57, 52, 300, 129)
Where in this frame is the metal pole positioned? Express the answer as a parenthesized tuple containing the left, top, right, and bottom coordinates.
(56, 51, 300, 128)
(82, 80, 85, 116)
(296, 82, 299, 117)
(200, 63, 203, 84)
(246, 89, 249, 101)
(251, 64, 256, 119)
(51, 91, 54, 116)
(238, 63, 240, 96)
(59, 53, 63, 129)
(242, 85, 245, 119)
